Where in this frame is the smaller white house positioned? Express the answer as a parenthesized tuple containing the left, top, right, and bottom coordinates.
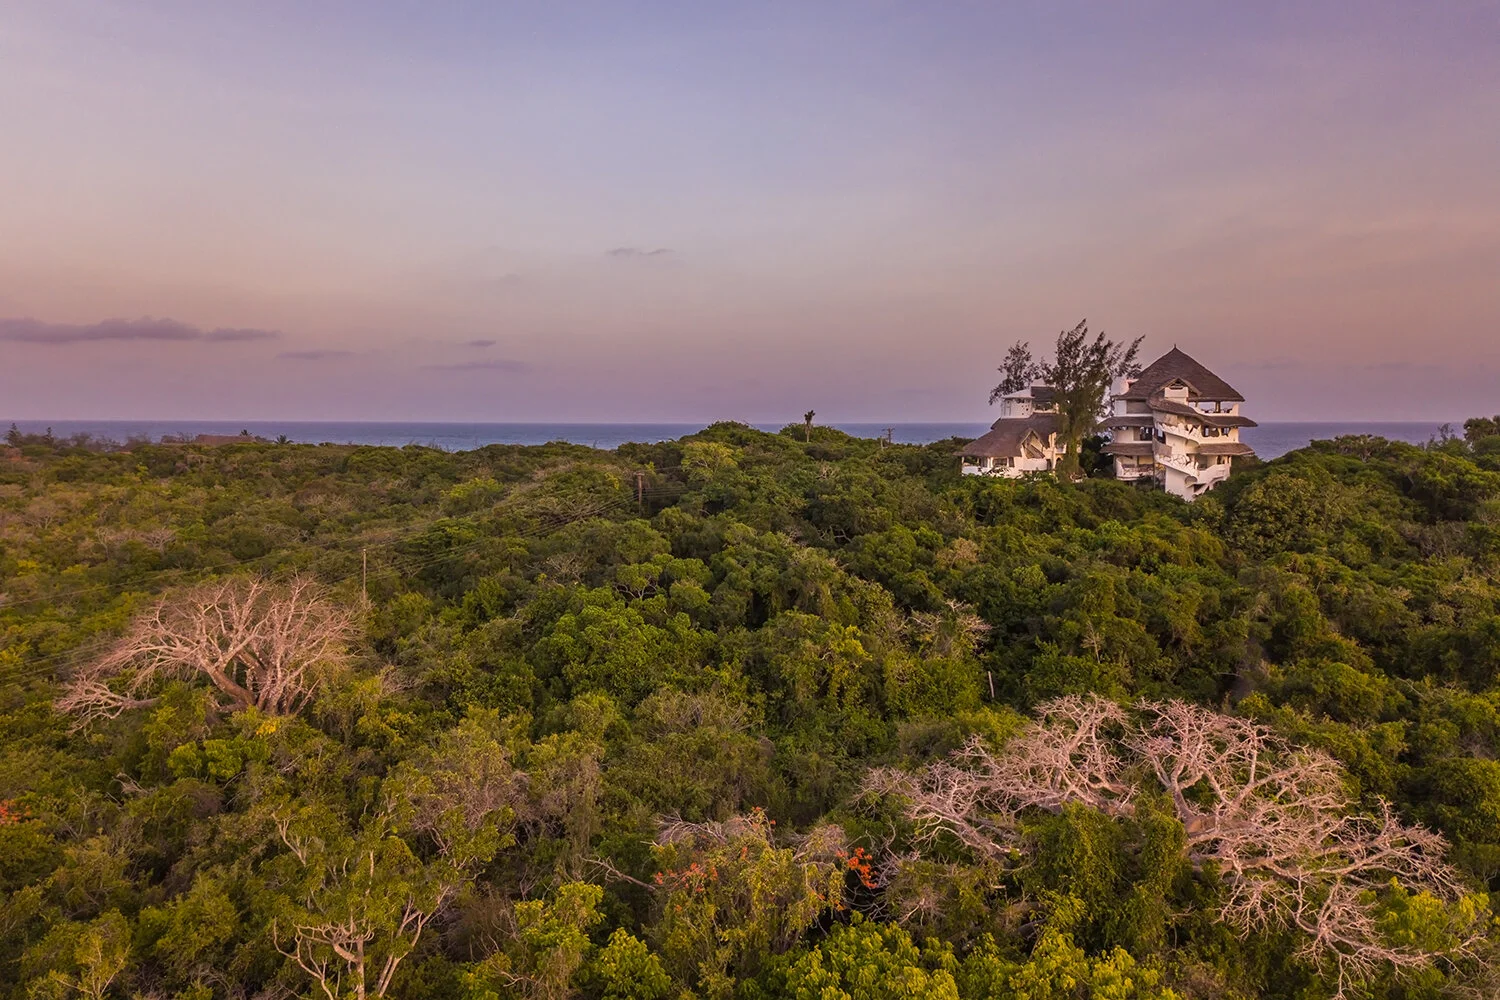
(958, 384, 1066, 477)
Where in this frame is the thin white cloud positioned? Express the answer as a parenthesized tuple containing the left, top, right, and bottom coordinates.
(607, 247, 673, 258)
(422, 359, 528, 373)
(0, 316, 281, 345)
(277, 349, 356, 361)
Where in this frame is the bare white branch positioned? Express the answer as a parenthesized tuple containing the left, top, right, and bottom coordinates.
(57, 575, 358, 726)
(867, 695, 1488, 994)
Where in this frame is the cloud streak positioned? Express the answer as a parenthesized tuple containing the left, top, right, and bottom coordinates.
(277, 349, 356, 361)
(422, 359, 529, 373)
(205, 328, 279, 342)
(0, 316, 282, 345)
(462, 338, 497, 347)
(607, 247, 673, 258)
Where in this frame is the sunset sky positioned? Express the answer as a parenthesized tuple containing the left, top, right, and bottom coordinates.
(2, 1, 1497, 422)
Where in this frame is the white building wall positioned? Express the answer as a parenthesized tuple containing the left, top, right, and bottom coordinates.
(1108, 372, 1246, 501)
(1163, 466, 1195, 500)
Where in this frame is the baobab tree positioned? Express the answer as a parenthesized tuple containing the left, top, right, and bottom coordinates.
(865, 695, 1490, 995)
(57, 575, 358, 726)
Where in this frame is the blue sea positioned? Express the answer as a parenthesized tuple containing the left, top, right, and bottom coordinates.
(3, 419, 1455, 462)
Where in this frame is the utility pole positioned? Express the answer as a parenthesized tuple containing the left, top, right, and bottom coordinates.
(635, 470, 645, 510)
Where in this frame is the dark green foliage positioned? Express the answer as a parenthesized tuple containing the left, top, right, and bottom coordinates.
(2, 424, 1500, 998)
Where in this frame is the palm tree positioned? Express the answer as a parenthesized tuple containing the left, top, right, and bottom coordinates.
(803, 410, 816, 442)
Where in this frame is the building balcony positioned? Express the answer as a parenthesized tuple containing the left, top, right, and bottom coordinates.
(961, 456, 1052, 477)
(1196, 463, 1232, 488)
(1115, 462, 1158, 481)
(1154, 449, 1200, 474)
(1157, 420, 1242, 446)
(1155, 446, 1240, 479)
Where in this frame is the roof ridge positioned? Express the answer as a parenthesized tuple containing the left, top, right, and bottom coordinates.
(1117, 347, 1243, 402)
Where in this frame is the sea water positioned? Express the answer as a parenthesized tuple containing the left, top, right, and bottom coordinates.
(3, 419, 1454, 462)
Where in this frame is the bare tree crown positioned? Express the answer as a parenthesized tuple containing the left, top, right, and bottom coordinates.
(57, 575, 358, 727)
(866, 695, 1487, 995)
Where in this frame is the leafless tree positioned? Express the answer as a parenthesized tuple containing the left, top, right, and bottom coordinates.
(636, 689, 750, 735)
(57, 576, 358, 727)
(654, 812, 851, 888)
(865, 695, 1489, 995)
(541, 551, 587, 584)
(906, 599, 993, 657)
(273, 847, 451, 1000)
(271, 740, 510, 1000)
(141, 526, 177, 553)
(21, 495, 68, 531)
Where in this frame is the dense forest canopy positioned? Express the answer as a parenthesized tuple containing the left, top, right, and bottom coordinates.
(3, 417, 1500, 999)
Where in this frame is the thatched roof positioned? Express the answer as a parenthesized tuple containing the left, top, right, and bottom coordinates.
(1146, 397, 1258, 427)
(1196, 441, 1255, 456)
(1199, 413, 1257, 428)
(1116, 348, 1243, 402)
(1102, 441, 1154, 457)
(1103, 414, 1155, 428)
(957, 414, 1060, 458)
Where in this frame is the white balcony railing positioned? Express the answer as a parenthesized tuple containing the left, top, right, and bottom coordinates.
(1155, 450, 1201, 475)
(1157, 419, 1240, 446)
(1196, 463, 1232, 487)
(961, 456, 1053, 478)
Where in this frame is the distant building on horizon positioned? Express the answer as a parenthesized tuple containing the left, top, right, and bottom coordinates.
(1102, 347, 1255, 500)
(957, 346, 1253, 500)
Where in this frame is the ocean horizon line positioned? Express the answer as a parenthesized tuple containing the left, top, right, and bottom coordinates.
(3, 418, 1465, 427)
(4, 417, 1459, 462)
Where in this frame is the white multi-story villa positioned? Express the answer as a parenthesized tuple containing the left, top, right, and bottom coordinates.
(1102, 347, 1255, 500)
(958, 384, 1066, 477)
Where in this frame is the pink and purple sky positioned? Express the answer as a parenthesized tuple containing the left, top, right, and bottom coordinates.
(2, 1, 1497, 422)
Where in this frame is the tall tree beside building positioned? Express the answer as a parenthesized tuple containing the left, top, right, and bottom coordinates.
(990, 319, 1143, 476)
(1464, 415, 1500, 444)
